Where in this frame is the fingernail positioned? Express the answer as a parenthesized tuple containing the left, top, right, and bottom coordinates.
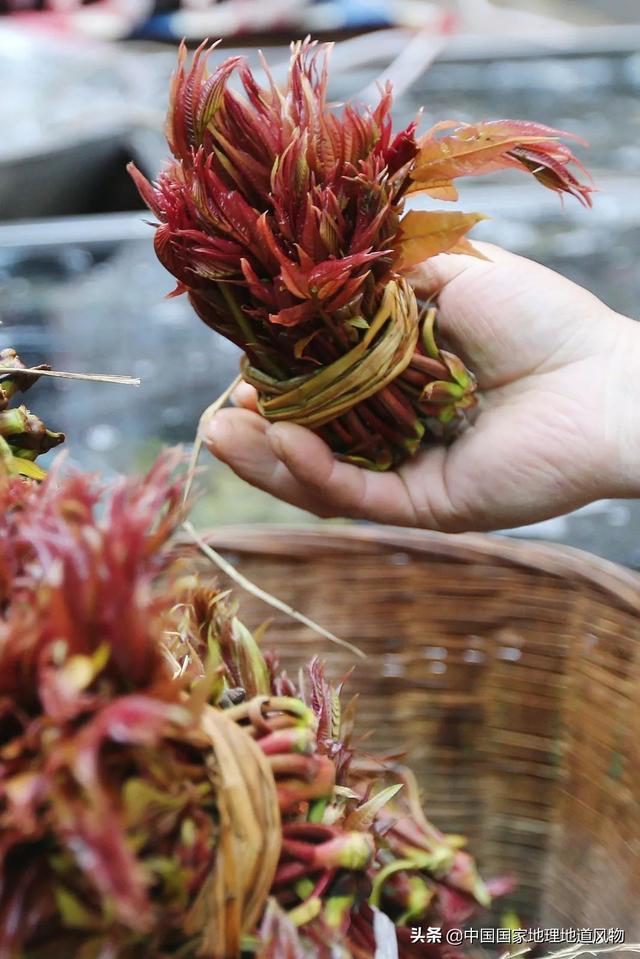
(199, 415, 228, 452)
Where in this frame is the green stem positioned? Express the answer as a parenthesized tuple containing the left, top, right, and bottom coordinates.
(218, 283, 283, 378)
(308, 798, 328, 823)
(219, 282, 254, 343)
(369, 858, 417, 908)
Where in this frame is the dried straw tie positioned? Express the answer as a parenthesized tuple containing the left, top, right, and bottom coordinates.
(185, 707, 281, 959)
(242, 279, 419, 428)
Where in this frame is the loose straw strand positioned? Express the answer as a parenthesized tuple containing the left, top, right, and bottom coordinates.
(183, 374, 242, 505)
(182, 375, 364, 657)
(182, 520, 365, 659)
(1, 368, 140, 386)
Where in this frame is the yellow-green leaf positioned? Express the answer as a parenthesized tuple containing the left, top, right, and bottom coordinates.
(294, 330, 321, 360)
(9, 456, 46, 480)
(421, 307, 439, 359)
(394, 210, 487, 272)
(54, 886, 97, 929)
(344, 783, 404, 831)
(59, 644, 110, 695)
(345, 315, 369, 330)
(447, 236, 491, 260)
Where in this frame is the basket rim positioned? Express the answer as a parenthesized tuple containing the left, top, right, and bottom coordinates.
(198, 523, 640, 615)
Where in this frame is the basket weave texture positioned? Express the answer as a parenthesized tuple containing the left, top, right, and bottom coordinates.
(191, 525, 640, 935)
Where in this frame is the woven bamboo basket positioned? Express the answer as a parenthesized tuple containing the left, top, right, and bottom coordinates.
(191, 524, 640, 936)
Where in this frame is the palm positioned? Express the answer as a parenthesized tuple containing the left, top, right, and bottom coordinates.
(202, 244, 633, 532)
(401, 365, 602, 531)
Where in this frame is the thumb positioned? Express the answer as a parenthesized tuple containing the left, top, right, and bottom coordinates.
(406, 242, 512, 299)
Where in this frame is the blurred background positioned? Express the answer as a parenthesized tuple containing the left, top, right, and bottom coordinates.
(1, 0, 639, 561)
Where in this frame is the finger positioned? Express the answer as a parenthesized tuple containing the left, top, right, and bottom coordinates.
(409, 388, 600, 531)
(231, 381, 259, 411)
(202, 410, 472, 531)
(408, 243, 605, 387)
(199, 408, 336, 517)
(265, 422, 423, 526)
(406, 244, 526, 389)
(406, 242, 509, 299)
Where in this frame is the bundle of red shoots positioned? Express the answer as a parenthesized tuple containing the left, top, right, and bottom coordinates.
(130, 39, 591, 469)
(0, 449, 513, 958)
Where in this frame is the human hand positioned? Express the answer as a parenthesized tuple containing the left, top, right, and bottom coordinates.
(200, 243, 640, 532)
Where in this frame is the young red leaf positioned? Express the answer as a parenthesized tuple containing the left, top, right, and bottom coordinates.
(410, 120, 592, 204)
